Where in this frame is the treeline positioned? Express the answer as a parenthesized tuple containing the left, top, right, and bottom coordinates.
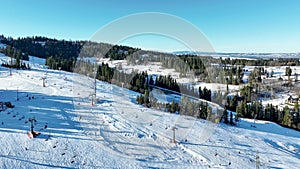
(221, 57, 300, 66)
(0, 35, 139, 72)
(233, 99, 299, 130)
(46, 56, 76, 72)
(180, 55, 206, 76)
(155, 75, 180, 92)
(1, 45, 29, 61)
(0, 36, 139, 60)
(224, 84, 300, 130)
(105, 45, 140, 60)
(1, 36, 82, 59)
(0, 45, 30, 69)
(161, 55, 210, 81)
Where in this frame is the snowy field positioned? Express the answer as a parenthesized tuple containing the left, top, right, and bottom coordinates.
(0, 53, 300, 168)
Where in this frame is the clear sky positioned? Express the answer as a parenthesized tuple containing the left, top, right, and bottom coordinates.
(0, 0, 299, 53)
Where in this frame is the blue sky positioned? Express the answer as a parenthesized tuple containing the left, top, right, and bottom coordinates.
(0, 0, 299, 53)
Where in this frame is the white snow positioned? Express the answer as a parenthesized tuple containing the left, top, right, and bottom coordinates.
(28, 56, 47, 68)
(0, 52, 300, 168)
(0, 43, 6, 49)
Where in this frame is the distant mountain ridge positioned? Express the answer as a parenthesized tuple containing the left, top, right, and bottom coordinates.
(172, 51, 300, 59)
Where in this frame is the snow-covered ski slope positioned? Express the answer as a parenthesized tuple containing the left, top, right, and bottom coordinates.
(0, 53, 299, 169)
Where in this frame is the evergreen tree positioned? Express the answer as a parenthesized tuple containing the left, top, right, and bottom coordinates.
(282, 106, 292, 127)
(229, 112, 234, 125)
(286, 67, 292, 82)
(223, 109, 229, 124)
(149, 75, 154, 85)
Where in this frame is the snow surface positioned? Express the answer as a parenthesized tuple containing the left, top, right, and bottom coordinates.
(0, 53, 300, 168)
(0, 43, 6, 49)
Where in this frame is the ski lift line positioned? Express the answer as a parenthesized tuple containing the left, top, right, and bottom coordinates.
(148, 85, 224, 110)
